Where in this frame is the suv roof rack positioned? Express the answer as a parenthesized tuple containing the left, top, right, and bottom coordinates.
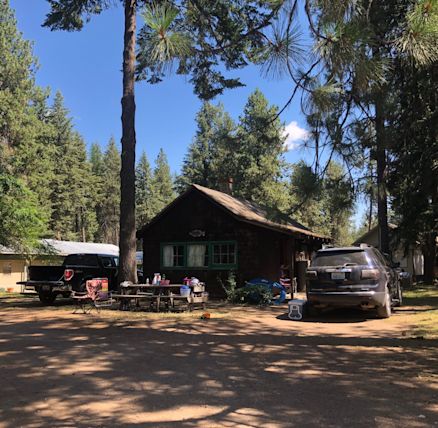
(359, 243, 371, 249)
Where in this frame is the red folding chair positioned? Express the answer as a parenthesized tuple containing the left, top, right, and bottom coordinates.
(72, 278, 113, 313)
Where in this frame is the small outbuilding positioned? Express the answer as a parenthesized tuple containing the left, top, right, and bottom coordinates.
(353, 224, 426, 281)
(137, 184, 330, 296)
(0, 239, 119, 292)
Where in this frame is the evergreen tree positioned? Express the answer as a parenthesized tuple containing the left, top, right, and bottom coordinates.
(388, 62, 438, 283)
(0, 0, 47, 248)
(89, 143, 105, 177)
(289, 161, 354, 245)
(48, 92, 97, 241)
(177, 102, 235, 192)
(233, 89, 289, 212)
(135, 151, 154, 227)
(321, 163, 355, 245)
(151, 148, 175, 215)
(98, 137, 121, 245)
(0, 0, 35, 148)
(89, 142, 105, 241)
(297, 0, 438, 253)
(0, 148, 46, 252)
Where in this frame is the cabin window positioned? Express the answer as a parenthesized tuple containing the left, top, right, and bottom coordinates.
(212, 243, 236, 267)
(187, 244, 208, 267)
(162, 244, 185, 267)
(2, 263, 12, 275)
(160, 241, 237, 269)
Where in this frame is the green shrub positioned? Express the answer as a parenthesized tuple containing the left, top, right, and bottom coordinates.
(234, 284, 273, 305)
(218, 271, 238, 302)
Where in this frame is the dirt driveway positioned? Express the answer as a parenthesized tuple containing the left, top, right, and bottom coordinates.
(0, 297, 437, 427)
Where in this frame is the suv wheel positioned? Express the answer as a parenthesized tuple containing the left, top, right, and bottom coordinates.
(306, 303, 321, 317)
(377, 289, 392, 319)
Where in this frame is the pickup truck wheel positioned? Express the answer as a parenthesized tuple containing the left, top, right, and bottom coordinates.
(38, 291, 57, 305)
(377, 289, 391, 319)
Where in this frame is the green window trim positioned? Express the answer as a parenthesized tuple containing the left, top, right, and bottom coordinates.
(160, 241, 238, 270)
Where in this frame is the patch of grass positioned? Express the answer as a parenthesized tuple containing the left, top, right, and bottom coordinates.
(402, 285, 438, 339)
(0, 291, 24, 298)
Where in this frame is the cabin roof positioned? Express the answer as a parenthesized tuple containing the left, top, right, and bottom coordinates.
(0, 239, 119, 257)
(352, 223, 397, 246)
(138, 184, 329, 241)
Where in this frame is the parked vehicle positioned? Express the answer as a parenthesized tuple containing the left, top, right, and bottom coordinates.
(18, 253, 143, 305)
(306, 244, 403, 318)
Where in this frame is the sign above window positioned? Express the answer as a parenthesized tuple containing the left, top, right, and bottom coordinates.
(189, 229, 205, 238)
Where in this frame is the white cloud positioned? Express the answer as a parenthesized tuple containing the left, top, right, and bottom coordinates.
(283, 121, 310, 151)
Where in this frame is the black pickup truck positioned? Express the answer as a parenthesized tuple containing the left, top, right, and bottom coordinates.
(18, 253, 134, 304)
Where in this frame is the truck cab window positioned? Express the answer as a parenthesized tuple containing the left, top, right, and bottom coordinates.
(100, 257, 114, 268)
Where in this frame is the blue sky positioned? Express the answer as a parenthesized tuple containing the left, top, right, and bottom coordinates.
(10, 0, 364, 224)
(10, 1, 315, 170)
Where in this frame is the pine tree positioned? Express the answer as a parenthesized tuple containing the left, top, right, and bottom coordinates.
(90, 143, 105, 177)
(135, 151, 154, 227)
(48, 92, 97, 241)
(0, 0, 47, 248)
(321, 162, 355, 245)
(233, 89, 289, 211)
(98, 137, 121, 245)
(388, 62, 438, 283)
(151, 148, 175, 215)
(298, 0, 438, 253)
(0, 148, 46, 251)
(177, 102, 234, 192)
(289, 160, 354, 245)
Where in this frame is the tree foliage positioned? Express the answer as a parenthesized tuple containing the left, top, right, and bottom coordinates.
(151, 148, 176, 215)
(388, 61, 438, 282)
(46, 92, 97, 241)
(135, 150, 154, 227)
(0, 152, 46, 252)
(0, 0, 48, 250)
(178, 89, 289, 211)
(177, 102, 235, 192)
(283, 0, 438, 256)
(232, 89, 288, 211)
(290, 161, 355, 245)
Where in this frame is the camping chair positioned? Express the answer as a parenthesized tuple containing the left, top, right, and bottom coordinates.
(72, 279, 114, 313)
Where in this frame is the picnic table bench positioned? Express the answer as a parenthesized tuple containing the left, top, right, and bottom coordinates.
(112, 283, 208, 312)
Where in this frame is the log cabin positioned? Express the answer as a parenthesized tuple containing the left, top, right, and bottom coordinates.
(137, 184, 330, 296)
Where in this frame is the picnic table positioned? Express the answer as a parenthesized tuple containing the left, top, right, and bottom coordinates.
(112, 283, 208, 312)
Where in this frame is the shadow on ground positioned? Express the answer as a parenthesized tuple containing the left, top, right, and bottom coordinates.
(0, 298, 437, 427)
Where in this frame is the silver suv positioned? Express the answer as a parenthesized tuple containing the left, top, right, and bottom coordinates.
(306, 245, 403, 318)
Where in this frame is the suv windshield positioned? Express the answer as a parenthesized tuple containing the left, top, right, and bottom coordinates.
(311, 250, 369, 267)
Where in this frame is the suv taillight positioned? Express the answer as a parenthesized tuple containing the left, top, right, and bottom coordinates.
(64, 269, 74, 281)
(361, 269, 380, 280)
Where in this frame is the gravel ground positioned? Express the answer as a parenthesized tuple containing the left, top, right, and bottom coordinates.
(0, 296, 437, 427)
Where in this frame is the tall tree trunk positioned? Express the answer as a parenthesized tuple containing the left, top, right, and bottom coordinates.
(422, 232, 436, 284)
(368, 163, 374, 231)
(375, 91, 390, 254)
(119, 0, 138, 284)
